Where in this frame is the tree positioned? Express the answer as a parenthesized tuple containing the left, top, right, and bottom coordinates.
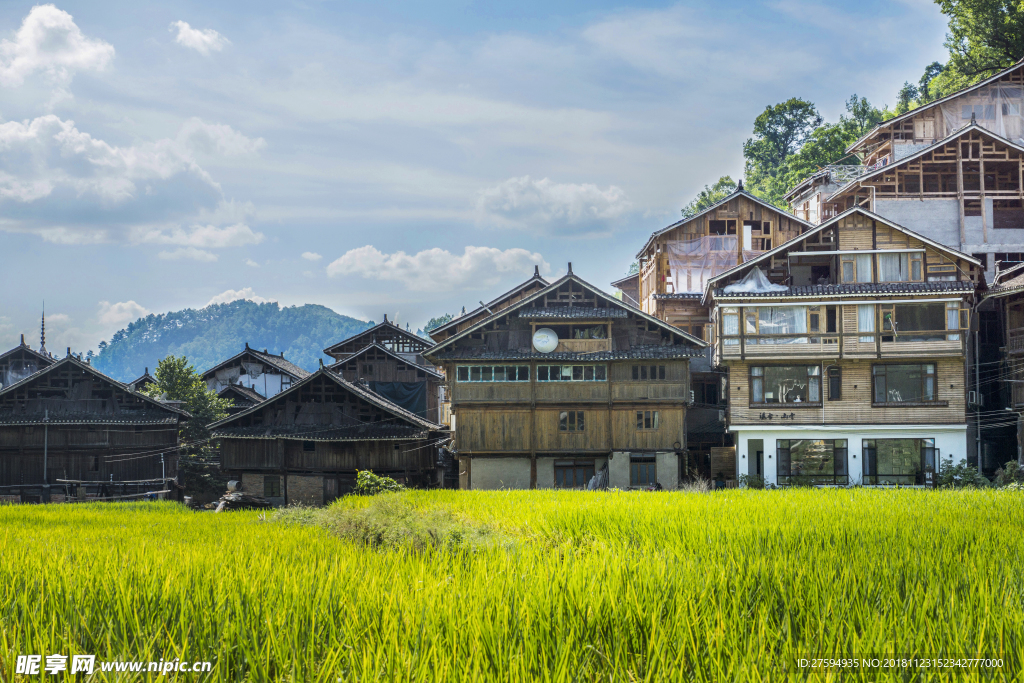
(743, 98, 823, 205)
(424, 314, 454, 332)
(918, 62, 946, 103)
(141, 355, 232, 495)
(681, 176, 737, 218)
(627, 261, 640, 275)
(936, 0, 1024, 79)
(895, 81, 920, 115)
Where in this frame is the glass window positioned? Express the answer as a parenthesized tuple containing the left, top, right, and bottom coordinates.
(630, 457, 657, 486)
(635, 410, 660, 430)
(842, 255, 873, 283)
(863, 439, 935, 485)
(828, 367, 841, 401)
(750, 366, 821, 404)
(777, 439, 848, 485)
(558, 411, 585, 432)
(723, 308, 739, 345)
(264, 476, 282, 497)
(858, 304, 875, 343)
(457, 366, 529, 382)
(554, 460, 596, 488)
(883, 304, 947, 342)
(753, 307, 808, 344)
(872, 364, 936, 403)
(632, 365, 667, 380)
(537, 365, 607, 381)
(878, 253, 910, 282)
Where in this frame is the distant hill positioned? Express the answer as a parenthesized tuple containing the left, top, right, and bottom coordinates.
(92, 300, 373, 382)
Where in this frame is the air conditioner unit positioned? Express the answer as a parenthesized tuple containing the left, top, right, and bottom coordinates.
(690, 390, 695, 404)
(968, 391, 985, 407)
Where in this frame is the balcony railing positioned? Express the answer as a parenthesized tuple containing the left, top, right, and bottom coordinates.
(554, 338, 612, 354)
(716, 330, 963, 364)
(1008, 327, 1024, 354)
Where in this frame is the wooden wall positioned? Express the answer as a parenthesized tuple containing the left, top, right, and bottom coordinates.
(221, 437, 435, 473)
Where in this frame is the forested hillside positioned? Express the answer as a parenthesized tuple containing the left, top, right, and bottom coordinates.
(92, 300, 373, 382)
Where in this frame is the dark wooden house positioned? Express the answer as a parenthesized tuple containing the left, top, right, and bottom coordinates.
(217, 384, 266, 415)
(203, 344, 311, 399)
(210, 367, 447, 505)
(0, 356, 188, 503)
(127, 368, 157, 393)
(422, 266, 707, 490)
(324, 316, 444, 424)
(0, 336, 54, 390)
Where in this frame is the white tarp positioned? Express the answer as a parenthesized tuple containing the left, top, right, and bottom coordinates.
(666, 237, 765, 294)
(722, 267, 788, 294)
(939, 83, 1024, 143)
(242, 362, 264, 380)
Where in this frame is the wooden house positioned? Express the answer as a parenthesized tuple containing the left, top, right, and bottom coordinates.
(427, 267, 549, 345)
(982, 263, 1024, 464)
(210, 367, 447, 504)
(0, 336, 54, 390)
(704, 207, 979, 486)
(203, 344, 310, 399)
(0, 355, 188, 503)
(217, 384, 266, 415)
(127, 368, 157, 393)
(422, 265, 707, 490)
(323, 316, 444, 423)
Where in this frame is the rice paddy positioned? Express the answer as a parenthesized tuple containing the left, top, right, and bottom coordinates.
(1, 488, 1023, 681)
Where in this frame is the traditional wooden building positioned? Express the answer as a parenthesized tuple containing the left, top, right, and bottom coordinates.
(422, 266, 707, 490)
(427, 266, 549, 345)
(0, 356, 188, 503)
(705, 207, 979, 485)
(127, 367, 157, 393)
(210, 367, 447, 504)
(203, 344, 310, 399)
(0, 336, 54, 390)
(323, 317, 444, 423)
(217, 384, 266, 415)
(981, 263, 1024, 464)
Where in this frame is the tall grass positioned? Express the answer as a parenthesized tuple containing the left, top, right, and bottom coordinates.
(1, 489, 1023, 681)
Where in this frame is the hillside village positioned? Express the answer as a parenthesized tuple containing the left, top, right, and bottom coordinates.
(6, 58, 1024, 502)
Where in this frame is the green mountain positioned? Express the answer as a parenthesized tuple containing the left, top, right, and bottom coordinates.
(92, 300, 373, 382)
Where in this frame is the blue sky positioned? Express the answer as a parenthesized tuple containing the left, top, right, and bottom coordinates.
(0, 0, 949, 354)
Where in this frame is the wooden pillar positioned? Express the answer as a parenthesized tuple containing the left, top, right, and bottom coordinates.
(957, 139, 966, 246)
(529, 361, 537, 489)
(278, 438, 288, 505)
(980, 149, 988, 244)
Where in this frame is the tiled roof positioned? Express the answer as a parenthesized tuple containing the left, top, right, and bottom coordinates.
(431, 344, 705, 361)
(323, 319, 433, 355)
(210, 423, 431, 441)
(714, 280, 975, 298)
(0, 411, 180, 426)
(653, 293, 703, 300)
(218, 384, 266, 403)
(517, 306, 628, 319)
(248, 348, 311, 379)
(0, 342, 55, 366)
(326, 343, 443, 379)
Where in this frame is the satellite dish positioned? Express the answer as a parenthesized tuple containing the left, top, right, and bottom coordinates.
(532, 327, 558, 353)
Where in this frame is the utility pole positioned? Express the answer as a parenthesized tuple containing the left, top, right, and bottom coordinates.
(43, 408, 49, 502)
(161, 453, 166, 499)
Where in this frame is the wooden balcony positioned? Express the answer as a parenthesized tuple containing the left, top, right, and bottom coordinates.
(1008, 327, 1024, 355)
(716, 331, 964, 364)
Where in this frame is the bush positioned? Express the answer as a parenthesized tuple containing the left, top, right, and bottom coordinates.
(995, 460, 1024, 488)
(938, 458, 989, 489)
(354, 470, 405, 495)
(738, 474, 765, 490)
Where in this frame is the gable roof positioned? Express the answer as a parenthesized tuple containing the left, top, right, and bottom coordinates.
(323, 317, 433, 356)
(128, 369, 156, 389)
(428, 266, 550, 340)
(635, 188, 816, 259)
(328, 343, 443, 379)
(0, 355, 191, 423)
(701, 206, 981, 304)
(830, 121, 1024, 201)
(424, 268, 707, 361)
(846, 58, 1024, 154)
(202, 344, 311, 381)
(207, 366, 440, 433)
(217, 384, 267, 403)
(0, 339, 55, 368)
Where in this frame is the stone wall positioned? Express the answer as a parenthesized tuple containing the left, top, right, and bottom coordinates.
(287, 474, 324, 506)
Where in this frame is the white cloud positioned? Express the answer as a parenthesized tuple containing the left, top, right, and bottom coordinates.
(158, 247, 217, 262)
(205, 287, 273, 307)
(97, 300, 149, 326)
(171, 21, 230, 56)
(46, 313, 69, 323)
(244, 258, 259, 267)
(132, 223, 264, 248)
(176, 118, 265, 156)
(0, 5, 114, 87)
(301, 251, 322, 261)
(327, 245, 548, 291)
(476, 176, 632, 234)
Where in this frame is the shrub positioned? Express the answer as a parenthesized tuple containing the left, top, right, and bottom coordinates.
(938, 457, 989, 488)
(738, 473, 765, 490)
(995, 460, 1024, 488)
(354, 470, 405, 495)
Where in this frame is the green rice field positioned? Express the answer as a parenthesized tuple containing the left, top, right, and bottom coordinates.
(1, 489, 1023, 681)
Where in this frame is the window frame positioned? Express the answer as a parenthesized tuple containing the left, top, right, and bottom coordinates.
(635, 410, 660, 430)
(554, 459, 596, 489)
(629, 456, 657, 486)
(455, 365, 530, 382)
(871, 363, 940, 406)
(827, 367, 841, 401)
(776, 439, 848, 486)
(264, 475, 282, 498)
(536, 365, 607, 382)
(749, 365, 822, 407)
(862, 438, 936, 485)
(558, 410, 585, 432)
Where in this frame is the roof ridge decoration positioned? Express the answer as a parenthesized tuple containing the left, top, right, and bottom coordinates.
(0, 355, 191, 418)
(701, 205, 981, 305)
(844, 59, 1024, 154)
(636, 187, 815, 260)
(208, 366, 441, 432)
(323, 317, 434, 355)
(428, 268, 550, 337)
(423, 269, 707, 361)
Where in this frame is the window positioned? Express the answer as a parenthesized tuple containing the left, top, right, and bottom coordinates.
(264, 476, 282, 497)
(877, 252, 923, 282)
(750, 366, 820, 404)
(828, 367, 841, 401)
(722, 307, 739, 346)
(559, 411, 585, 432)
(777, 439, 848, 485)
(872, 364, 936, 404)
(89, 457, 99, 472)
(880, 304, 956, 342)
(635, 410, 660, 430)
(630, 456, 657, 486)
(632, 365, 666, 380)
(858, 304, 875, 343)
(554, 460, 595, 488)
(840, 254, 872, 283)
(749, 307, 808, 344)
(694, 379, 721, 406)
(362, 364, 373, 374)
(863, 438, 936, 485)
(303, 441, 315, 452)
(456, 365, 530, 382)
(537, 365, 607, 381)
